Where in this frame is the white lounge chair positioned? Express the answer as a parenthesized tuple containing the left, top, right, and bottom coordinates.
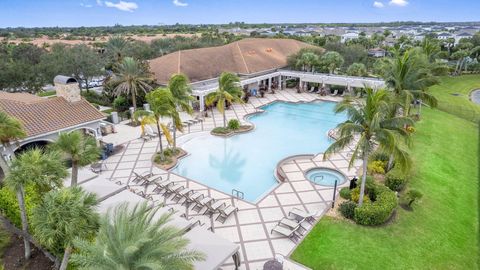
(145, 125, 158, 138)
(289, 208, 317, 224)
(271, 224, 301, 242)
(215, 204, 239, 223)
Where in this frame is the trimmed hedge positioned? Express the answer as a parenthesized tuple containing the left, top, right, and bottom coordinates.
(339, 201, 356, 219)
(385, 168, 408, 192)
(0, 185, 42, 227)
(354, 185, 398, 226)
(339, 187, 351, 200)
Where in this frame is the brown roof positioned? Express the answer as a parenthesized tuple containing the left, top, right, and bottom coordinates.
(0, 92, 105, 138)
(149, 38, 317, 84)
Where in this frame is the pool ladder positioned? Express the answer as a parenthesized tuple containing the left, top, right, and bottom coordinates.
(232, 189, 244, 200)
(312, 175, 324, 184)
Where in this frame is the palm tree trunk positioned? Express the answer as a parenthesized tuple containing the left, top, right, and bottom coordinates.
(358, 152, 368, 207)
(173, 124, 177, 149)
(0, 155, 10, 182)
(59, 246, 72, 270)
(387, 154, 394, 171)
(223, 111, 226, 128)
(156, 121, 164, 160)
(16, 187, 31, 259)
(71, 160, 78, 186)
(131, 93, 137, 111)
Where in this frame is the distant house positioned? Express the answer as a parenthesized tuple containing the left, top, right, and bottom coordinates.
(0, 75, 105, 176)
(368, 48, 387, 58)
(437, 32, 453, 40)
(454, 32, 473, 45)
(341, 32, 359, 43)
(414, 34, 425, 42)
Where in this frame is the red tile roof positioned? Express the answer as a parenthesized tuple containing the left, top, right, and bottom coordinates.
(0, 92, 105, 138)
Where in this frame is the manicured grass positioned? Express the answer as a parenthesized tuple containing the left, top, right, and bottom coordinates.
(429, 75, 480, 122)
(291, 108, 479, 269)
(37, 90, 56, 97)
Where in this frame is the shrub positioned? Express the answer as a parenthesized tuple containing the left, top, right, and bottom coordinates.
(0, 185, 42, 228)
(339, 187, 351, 200)
(227, 119, 240, 130)
(350, 187, 371, 204)
(113, 96, 130, 112)
(82, 91, 112, 106)
(368, 160, 386, 174)
(401, 189, 423, 208)
(354, 185, 398, 226)
(385, 168, 408, 192)
(339, 201, 357, 219)
(212, 127, 231, 134)
(370, 150, 390, 163)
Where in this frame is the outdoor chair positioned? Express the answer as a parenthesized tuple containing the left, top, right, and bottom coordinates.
(132, 171, 153, 184)
(183, 191, 204, 206)
(90, 160, 107, 173)
(145, 125, 158, 138)
(330, 89, 338, 96)
(204, 200, 226, 216)
(289, 208, 317, 224)
(271, 224, 301, 242)
(152, 179, 175, 194)
(192, 196, 214, 212)
(172, 187, 194, 203)
(215, 204, 239, 223)
(278, 217, 306, 234)
(164, 183, 184, 196)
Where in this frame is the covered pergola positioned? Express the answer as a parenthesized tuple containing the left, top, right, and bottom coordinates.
(191, 69, 386, 111)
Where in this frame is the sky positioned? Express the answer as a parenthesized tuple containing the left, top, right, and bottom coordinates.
(0, 0, 479, 28)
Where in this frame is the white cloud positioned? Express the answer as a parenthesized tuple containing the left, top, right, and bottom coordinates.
(373, 1, 385, 8)
(104, 1, 138, 12)
(173, 0, 188, 7)
(389, 0, 408, 7)
(96, 0, 104, 6)
(80, 3, 93, 8)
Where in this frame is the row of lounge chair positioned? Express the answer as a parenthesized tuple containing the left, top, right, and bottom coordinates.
(141, 116, 204, 141)
(130, 172, 238, 223)
(271, 208, 317, 242)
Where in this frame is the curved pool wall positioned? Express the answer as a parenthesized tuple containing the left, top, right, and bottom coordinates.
(305, 168, 347, 187)
(172, 101, 347, 202)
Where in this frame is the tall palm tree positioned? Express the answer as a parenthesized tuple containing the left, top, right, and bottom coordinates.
(72, 202, 205, 270)
(110, 57, 153, 111)
(296, 52, 320, 73)
(53, 131, 100, 186)
(5, 148, 67, 259)
(146, 88, 183, 160)
(31, 187, 99, 270)
(105, 35, 128, 64)
(168, 74, 194, 148)
(323, 89, 413, 206)
(383, 49, 438, 116)
(205, 72, 243, 128)
(0, 111, 26, 175)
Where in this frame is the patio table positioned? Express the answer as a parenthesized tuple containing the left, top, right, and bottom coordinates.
(263, 259, 282, 270)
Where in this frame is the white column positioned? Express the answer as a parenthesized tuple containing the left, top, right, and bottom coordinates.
(268, 77, 272, 90)
(199, 95, 205, 112)
(278, 76, 282, 90)
(299, 78, 303, 90)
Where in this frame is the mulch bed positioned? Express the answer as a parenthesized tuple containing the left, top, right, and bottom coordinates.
(2, 234, 55, 270)
(152, 148, 188, 171)
(211, 125, 254, 137)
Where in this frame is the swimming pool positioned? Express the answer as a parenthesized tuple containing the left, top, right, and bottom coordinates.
(172, 101, 347, 202)
(305, 168, 347, 187)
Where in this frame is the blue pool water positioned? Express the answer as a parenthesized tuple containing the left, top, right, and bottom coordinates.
(172, 101, 347, 202)
(306, 168, 347, 187)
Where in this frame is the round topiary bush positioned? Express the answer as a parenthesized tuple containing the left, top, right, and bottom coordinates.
(227, 119, 240, 130)
(354, 185, 398, 226)
(339, 187, 351, 200)
(339, 201, 357, 219)
(385, 168, 408, 192)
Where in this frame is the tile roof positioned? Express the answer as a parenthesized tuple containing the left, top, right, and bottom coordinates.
(0, 92, 105, 138)
(148, 38, 317, 84)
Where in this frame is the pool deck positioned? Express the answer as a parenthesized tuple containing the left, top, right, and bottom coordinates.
(98, 89, 361, 270)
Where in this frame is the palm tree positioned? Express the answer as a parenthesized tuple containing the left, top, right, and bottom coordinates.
(5, 148, 67, 259)
(205, 72, 243, 128)
(0, 111, 26, 175)
(323, 89, 413, 206)
(146, 88, 183, 160)
(168, 74, 194, 148)
(110, 57, 153, 111)
(53, 131, 100, 186)
(296, 52, 319, 73)
(31, 187, 99, 270)
(72, 202, 205, 269)
(105, 35, 128, 64)
(133, 109, 156, 137)
(383, 49, 438, 116)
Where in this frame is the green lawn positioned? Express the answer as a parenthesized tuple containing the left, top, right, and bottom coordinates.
(429, 75, 480, 122)
(291, 107, 479, 269)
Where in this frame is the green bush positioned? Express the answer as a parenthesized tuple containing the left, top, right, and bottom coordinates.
(212, 127, 231, 134)
(339, 187, 351, 200)
(227, 119, 240, 130)
(385, 168, 408, 192)
(113, 96, 130, 112)
(339, 201, 357, 219)
(82, 91, 112, 106)
(0, 185, 42, 228)
(354, 185, 398, 226)
(400, 189, 423, 208)
(368, 160, 386, 174)
(37, 90, 56, 97)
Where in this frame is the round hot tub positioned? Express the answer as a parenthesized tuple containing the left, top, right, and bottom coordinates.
(305, 168, 347, 187)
